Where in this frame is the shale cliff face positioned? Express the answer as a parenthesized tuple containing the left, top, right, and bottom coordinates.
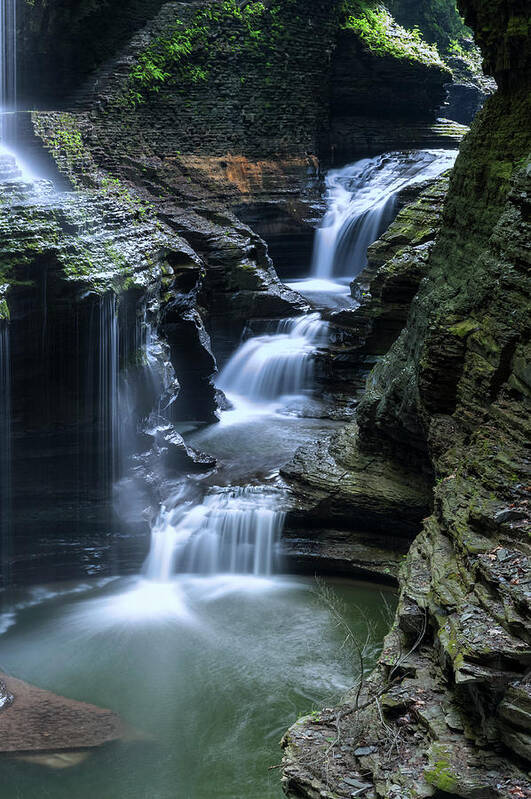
(24, 0, 465, 323)
(282, 2, 530, 798)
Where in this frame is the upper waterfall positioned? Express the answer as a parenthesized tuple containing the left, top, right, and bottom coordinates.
(0, 0, 16, 145)
(311, 149, 458, 280)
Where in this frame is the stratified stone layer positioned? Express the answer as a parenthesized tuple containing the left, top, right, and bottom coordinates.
(281, 0, 530, 795)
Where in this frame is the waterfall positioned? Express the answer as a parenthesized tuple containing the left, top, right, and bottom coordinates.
(88, 293, 120, 494)
(217, 313, 328, 405)
(143, 318, 177, 418)
(141, 314, 328, 586)
(0, 323, 10, 585)
(312, 149, 458, 280)
(0, 0, 16, 146)
(145, 486, 285, 581)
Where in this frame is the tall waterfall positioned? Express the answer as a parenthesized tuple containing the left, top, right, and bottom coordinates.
(312, 149, 458, 280)
(145, 486, 285, 580)
(86, 294, 121, 495)
(99, 294, 119, 488)
(217, 313, 328, 405)
(0, 0, 16, 145)
(0, 323, 11, 585)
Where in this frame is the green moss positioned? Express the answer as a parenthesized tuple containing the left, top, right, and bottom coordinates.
(48, 113, 86, 175)
(506, 15, 529, 38)
(425, 759, 458, 791)
(449, 318, 479, 338)
(99, 176, 154, 221)
(425, 745, 459, 792)
(490, 160, 514, 182)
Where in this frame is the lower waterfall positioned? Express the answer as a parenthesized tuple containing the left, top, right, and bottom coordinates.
(146, 486, 285, 580)
(141, 313, 329, 583)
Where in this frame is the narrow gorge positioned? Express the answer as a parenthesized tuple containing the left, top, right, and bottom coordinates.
(0, 2, 529, 798)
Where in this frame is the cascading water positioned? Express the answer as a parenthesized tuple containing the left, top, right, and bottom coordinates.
(0, 323, 11, 585)
(311, 149, 458, 280)
(145, 486, 285, 580)
(85, 294, 121, 496)
(99, 293, 120, 489)
(0, 0, 16, 146)
(217, 313, 328, 406)
(141, 313, 328, 585)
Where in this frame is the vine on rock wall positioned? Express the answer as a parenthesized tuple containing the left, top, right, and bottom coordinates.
(124, 0, 445, 108)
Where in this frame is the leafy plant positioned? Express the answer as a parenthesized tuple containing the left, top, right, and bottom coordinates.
(340, 1, 444, 67)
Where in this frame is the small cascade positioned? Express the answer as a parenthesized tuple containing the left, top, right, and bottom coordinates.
(217, 313, 328, 404)
(145, 486, 285, 581)
(312, 149, 458, 280)
(276, 313, 330, 344)
(0, 322, 11, 585)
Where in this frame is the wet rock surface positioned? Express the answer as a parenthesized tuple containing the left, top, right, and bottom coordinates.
(0, 153, 223, 584)
(0, 673, 128, 754)
(282, 423, 432, 538)
(281, 1, 531, 795)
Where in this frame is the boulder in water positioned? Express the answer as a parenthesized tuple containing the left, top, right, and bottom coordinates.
(0, 673, 129, 757)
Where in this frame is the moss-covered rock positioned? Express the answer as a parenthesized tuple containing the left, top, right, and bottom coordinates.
(282, 1, 530, 796)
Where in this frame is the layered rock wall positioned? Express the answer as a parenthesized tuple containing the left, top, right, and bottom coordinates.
(282, 1, 530, 796)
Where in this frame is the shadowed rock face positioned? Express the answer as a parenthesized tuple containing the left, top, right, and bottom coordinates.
(16, 0, 169, 106)
(0, 155, 223, 585)
(281, 0, 530, 796)
(0, 673, 128, 754)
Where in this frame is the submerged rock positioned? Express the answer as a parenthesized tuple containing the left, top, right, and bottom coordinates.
(0, 673, 129, 755)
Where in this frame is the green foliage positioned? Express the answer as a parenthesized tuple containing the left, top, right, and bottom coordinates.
(340, 1, 444, 67)
(100, 176, 154, 222)
(387, 0, 470, 53)
(124, 0, 449, 109)
(126, 1, 270, 107)
(49, 113, 85, 171)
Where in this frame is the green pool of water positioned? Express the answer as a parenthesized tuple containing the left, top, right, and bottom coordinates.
(0, 575, 394, 798)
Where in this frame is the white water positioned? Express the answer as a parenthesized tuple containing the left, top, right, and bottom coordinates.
(311, 149, 458, 281)
(141, 314, 329, 585)
(0, 0, 40, 182)
(217, 313, 328, 410)
(145, 485, 285, 580)
(145, 149, 459, 590)
(98, 293, 120, 490)
(0, 0, 16, 145)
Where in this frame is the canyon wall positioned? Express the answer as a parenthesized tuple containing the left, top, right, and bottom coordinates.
(282, 1, 530, 797)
